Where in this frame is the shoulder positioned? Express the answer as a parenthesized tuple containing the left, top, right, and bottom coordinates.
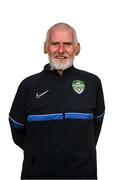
(74, 67, 101, 82)
(17, 71, 44, 90)
(73, 67, 102, 89)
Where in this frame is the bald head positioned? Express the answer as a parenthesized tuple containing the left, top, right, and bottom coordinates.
(45, 22, 78, 44)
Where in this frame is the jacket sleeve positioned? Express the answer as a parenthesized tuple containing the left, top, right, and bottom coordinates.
(9, 81, 27, 149)
(94, 78, 105, 145)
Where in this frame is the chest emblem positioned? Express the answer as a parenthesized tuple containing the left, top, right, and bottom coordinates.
(72, 80, 85, 94)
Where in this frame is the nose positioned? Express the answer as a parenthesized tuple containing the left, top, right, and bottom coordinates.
(58, 43, 65, 53)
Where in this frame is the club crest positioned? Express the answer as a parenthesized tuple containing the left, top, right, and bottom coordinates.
(72, 80, 85, 94)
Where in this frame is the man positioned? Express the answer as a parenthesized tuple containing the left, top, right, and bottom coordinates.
(9, 22, 105, 179)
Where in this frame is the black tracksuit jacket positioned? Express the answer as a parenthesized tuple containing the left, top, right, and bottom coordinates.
(9, 63, 105, 179)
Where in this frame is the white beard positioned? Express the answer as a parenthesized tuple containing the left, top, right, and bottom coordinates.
(49, 58, 74, 70)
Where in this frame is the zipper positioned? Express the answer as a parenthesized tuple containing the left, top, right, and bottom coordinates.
(63, 112, 65, 120)
(60, 73, 63, 80)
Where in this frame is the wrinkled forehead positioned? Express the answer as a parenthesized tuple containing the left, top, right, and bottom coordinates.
(47, 27, 75, 42)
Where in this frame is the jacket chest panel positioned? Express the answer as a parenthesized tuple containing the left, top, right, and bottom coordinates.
(26, 77, 96, 115)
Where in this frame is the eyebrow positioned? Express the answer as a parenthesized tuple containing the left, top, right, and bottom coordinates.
(49, 41, 74, 44)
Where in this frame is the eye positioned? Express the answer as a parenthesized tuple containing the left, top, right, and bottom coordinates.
(64, 42, 73, 46)
(50, 42, 59, 46)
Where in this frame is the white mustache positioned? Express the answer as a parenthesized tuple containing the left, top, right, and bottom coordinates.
(55, 55, 67, 59)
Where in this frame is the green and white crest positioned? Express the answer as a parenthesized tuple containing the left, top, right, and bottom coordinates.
(72, 80, 85, 94)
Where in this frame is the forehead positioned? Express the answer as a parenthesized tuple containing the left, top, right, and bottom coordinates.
(48, 27, 74, 42)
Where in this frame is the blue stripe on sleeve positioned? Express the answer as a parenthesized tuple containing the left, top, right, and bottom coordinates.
(9, 116, 24, 129)
(94, 112, 105, 121)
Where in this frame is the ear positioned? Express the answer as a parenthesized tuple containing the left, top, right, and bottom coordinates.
(44, 43, 48, 54)
(75, 43, 80, 56)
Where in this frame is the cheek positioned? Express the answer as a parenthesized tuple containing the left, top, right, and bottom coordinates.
(48, 48, 57, 56)
(67, 49, 76, 57)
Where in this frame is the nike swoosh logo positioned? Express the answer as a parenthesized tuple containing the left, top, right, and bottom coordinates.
(36, 89, 49, 99)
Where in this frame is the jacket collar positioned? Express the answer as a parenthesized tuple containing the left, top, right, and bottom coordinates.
(43, 63, 74, 76)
